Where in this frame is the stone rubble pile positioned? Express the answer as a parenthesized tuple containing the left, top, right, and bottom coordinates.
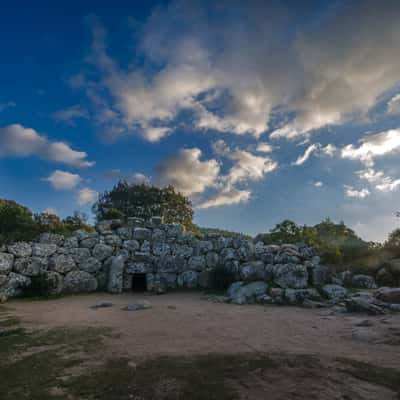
(0, 216, 399, 314)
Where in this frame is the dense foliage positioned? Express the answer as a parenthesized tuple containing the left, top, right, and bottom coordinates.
(93, 181, 196, 231)
(255, 218, 380, 265)
(0, 199, 92, 245)
(197, 226, 252, 239)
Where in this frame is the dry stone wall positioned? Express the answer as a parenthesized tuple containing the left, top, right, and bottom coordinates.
(1, 216, 399, 314)
(0, 216, 321, 302)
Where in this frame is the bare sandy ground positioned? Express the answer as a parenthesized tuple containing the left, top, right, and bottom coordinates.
(8, 292, 400, 368)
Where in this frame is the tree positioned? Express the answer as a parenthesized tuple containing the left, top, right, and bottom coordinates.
(93, 181, 195, 231)
(0, 199, 39, 244)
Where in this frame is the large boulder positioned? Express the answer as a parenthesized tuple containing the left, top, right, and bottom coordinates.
(177, 270, 199, 288)
(38, 232, 64, 246)
(158, 255, 186, 273)
(0, 253, 14, 274)
(107, 255, 125, 294)
(188, 256, 206, 272)
(240, 261, 265, 281)
(284, 288, 321, 305)
(206, 252, 219, 268)
(92, 244, 113, 261)
(80, 257, 102, 274)
(321, 284, 348, 301)
(375, 287, 400, 304)
(104, 234, 122, 247)
(13, 257, 48, 276)
(49, 254, 76, 274)
(172, 244, 193, 258)
(133, 227, 152, 241)
(310, 265, 331, 286)
(41, 271, 64, 295)
(152, 242, 171, 257)
(31, 243, 57, 258)
(69, 247, 91, 264)
(273, 264, 308, 289)
(351, 274, 377, 289)
(345, 294, 386, 315)
(63, 271, 97, 293)
(226, 281, 268, 305)
(8, 242, 32, 258)
(0, 272, 31, 300)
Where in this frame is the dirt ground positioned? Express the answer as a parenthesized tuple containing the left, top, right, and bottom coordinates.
(3, 292, 400, 399)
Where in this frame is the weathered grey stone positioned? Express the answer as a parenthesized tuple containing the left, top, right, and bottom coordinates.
(177, 270, 199, 288)
(152, 228, 166, 242)
(104, 234, 122, 247)
(122, 301, 151, 311)
(172, 244, 193, 258)
(273, 264, 308, 289)
(63, 236, 79, 249)
(49, 254, 76, 274)
(159, 272, 177, 289)
(270, 287, 284, 304)
(338, 270, 353, 287)
(38, 232, 64, 246)
(165, 224, 183, 238)
(0, 253, 14, 273)
(220, 247, 236, 263)
(237, 242, 255, 261)
(92, 244, 113, 261)
(127, 217, 144, 227)
(134, 252, 152, 262)
(42, 271, 64, 295)
(351, 274, 377, 289)
(310, 265, 331, 286)
(321, 284, 348, 301)
(122, 240, 140, 253)
(13, 257, 48, 276)
(0, 272, 31, 299)
(152, 242, 170, 257)
(345, 296, 385, 315)
(146, 273, 166, 293)
(80, 235, 99, 249)
(32, 243, 57, 258)
(227, 281, 268, 305)
(206, 252, 219, 269)
(116, 227, 132, 240)
(133, 227, 152, 241)
(126, 262, 149, 274)
(196, 241, 213, 255)
(284, 288, 321, 305)
(0, 274, 8, 286)
(68, 247, 91, 264)
(240, 261, 265, 281)
(141, 240, 151, 253)
(107, 255, 125, 294)
(188, 256, 206, 272)
(63, 271, 97, 293)
(375, 287, 400, 304)
(8, 242, 32, 258)
(80, 257, 102, 274)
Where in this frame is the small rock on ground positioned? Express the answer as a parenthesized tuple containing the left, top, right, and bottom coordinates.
(122, 301, 151, 311)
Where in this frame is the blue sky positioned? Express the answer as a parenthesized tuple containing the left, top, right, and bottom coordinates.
(1, 0, 400, 242)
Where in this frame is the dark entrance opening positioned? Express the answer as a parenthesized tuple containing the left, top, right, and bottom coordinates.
(132, 273, 147, 292)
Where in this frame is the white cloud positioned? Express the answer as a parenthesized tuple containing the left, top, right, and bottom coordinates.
(0, 124, 94, 167)
(357, 168, 400, 193)
(126, 173, 149, 185)
(344, 185, 370, 199)
(44, 170, 82, 190)
(387, 94, 400, 115)
(75, 2, 400, 142)
(77, 188, 99, 205)
(312, 181, 323, 187)
(256, 142, 273, 153)
(292, 143, 320, 166)
(156, 148, 220, 196)
(292, 143, 336, 166)
(197, 188, 251, 209)
(52, 105, 89, 125)
(341, 128, 400, 166)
